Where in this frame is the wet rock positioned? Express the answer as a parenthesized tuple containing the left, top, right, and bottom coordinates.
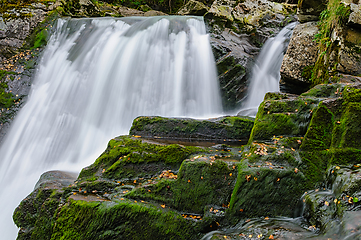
(248, 91, 321, 142)
(177, 0, 209, 16)
(129, 116, 254, 142)
(280, 21, 319, 89)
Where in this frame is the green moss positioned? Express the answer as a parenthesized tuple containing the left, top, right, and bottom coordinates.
(79, 136, 206, 180)
(249, 112, 300, 142)
(329, 148, 361, 166)
(51, 199, 199, 240)
(248, 94, 321, 142)
(130, 116, 254, 141)
(228, 163, 307, 222)
(299, 151, 328, 189)
(300, 103, 334, 151)
(300, 83, 344, 98)
(333, 102, 361, 149)
(127, 159, 237, 213)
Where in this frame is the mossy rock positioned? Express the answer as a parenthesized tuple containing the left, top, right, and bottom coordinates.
(228, 162, 307, 221)
(130, 116, 254, 141)
(127, 157, 238, 213)
(249, 93, 320, 142)
(50, 199, 199, 240)
(78, 136, 207, 180)
(13, 171, 75, 240)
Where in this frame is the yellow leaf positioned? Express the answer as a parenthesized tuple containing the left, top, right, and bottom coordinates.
(325, 201, 329, 206)
(269, 235, 274, 239)
(161, 204, 166, 208)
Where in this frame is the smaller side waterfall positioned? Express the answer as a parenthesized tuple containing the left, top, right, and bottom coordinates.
(238, 22, 297, 117)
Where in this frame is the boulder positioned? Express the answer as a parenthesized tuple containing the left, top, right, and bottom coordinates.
(208, 0, 236, 22)
(280, 21, 319, 89)
(177, 0, 209, 16)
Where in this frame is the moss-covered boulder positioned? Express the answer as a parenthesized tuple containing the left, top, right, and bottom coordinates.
(13, 171, 77, 240)
(129, 116, 254, 142)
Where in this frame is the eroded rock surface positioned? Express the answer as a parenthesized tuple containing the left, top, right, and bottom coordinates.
(280, 22, 319, 89)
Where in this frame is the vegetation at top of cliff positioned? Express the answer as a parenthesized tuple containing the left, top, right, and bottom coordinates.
(310, 0, 351, 85)
(0, 0, 55, 16)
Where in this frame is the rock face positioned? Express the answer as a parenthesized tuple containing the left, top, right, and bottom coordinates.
(297, 0, 328, 23)
(280, 21, 319, 90)
(206, 0, 297, 110)
(281, 0, 361, 89)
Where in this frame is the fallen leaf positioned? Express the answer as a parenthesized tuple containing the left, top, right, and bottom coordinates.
(161, 204, 166, 208)
(269, 235, 274, 239)
(325, 201, 329, 206)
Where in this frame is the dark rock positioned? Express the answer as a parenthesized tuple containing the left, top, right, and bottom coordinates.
(129, 116, 254, 142)
(297, 0, 328, 23)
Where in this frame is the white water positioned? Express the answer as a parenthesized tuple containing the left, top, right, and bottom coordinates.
(238, 22, 297, 117)
(0, 16, 222, 239)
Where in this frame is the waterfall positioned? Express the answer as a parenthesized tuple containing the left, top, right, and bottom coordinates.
(238, 22, 297, 117)
(0, 16, 222, 239)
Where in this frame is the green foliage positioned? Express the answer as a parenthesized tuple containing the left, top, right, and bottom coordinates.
(0, 70, 17, 109)
(311, 0, 351, 85)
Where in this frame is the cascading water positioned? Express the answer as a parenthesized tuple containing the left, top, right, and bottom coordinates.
(0, 16, 222, 239)
(238, 22, 297, 117)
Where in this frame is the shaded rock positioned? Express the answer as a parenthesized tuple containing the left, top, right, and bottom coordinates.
(297, 0, 328, 23)
(348, 2, 361, 27)
(208, 0, 236, 22)
(177, 0, 209, 16)
(280, 21, 318, 89)
(210, 29, 259, 110)
(129, 116, 254, 142)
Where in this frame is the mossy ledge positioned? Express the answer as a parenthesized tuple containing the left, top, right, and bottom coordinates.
(129, 116, 254, 143)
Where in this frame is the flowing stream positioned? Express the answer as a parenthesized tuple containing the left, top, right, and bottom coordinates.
(238, 22, 297, 117)
(0, 16, 222, 239)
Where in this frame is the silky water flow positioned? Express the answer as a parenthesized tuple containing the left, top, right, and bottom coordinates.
(0, 16, 223, 239)
(238, 22, 297, 117)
